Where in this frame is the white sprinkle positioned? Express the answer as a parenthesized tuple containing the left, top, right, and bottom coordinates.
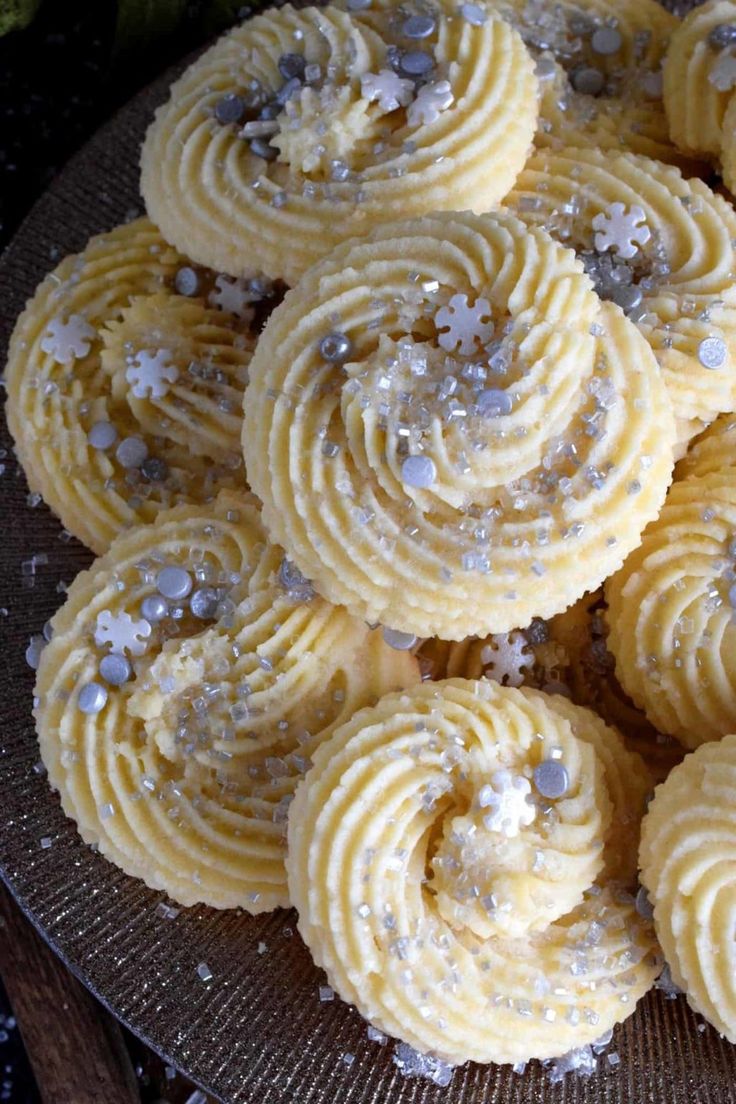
(382, 627, 418, 650)
(319, 986, 335, 1002)
(401, 454, 437, 488)
(197, 962, 213, 982)
(698, 336, 727, 369)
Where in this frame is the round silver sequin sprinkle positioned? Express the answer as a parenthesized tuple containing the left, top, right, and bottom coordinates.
(403, 15, 436, 38)
(174, 266, 200, 297)
(401, 454, 437, 488)
(609, 284, 643, 315)
(319, 332, 353, 363)
(709, 23, 736, 49)
(698, 336, 727, 369)
(478, 388, 513, 417)
(78, 682, 108, 715)
(250, 136, 278, 161)
(157, 566, 193, 601)
(591, 26, 622, 55)
(635, 885, 655, 919)
(215, 93, 247, 125)
(572, 66, 605, 95)
(533, 759, 569, 799)
(459, 2, 487, 25)
(25, 634, 46, 670)
(190, 587, 220, 619)
(141, 457, 170, 482)
(115, 436, 148, 469)
(88, 421, 118, 450)
(141, 594, 168, 622)
(382, 627, 418, 650)
(400, 50, 435, 76)
(641, 70, 663, 99)
(347, 0, 372, 9)
(99, 653, 132, 686)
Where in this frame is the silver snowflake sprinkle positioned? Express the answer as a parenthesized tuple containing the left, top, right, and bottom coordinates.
(592, 203, 651, 260)
(40, 314, 95, 365)
(94, 609, 152, 656)
(126, 349, 179, 400)
(435, 293, 493, 355)
(208, 274, 257, 319)
(480, 631, 531, 687)
(407, 80, 454, 126)
(361, 69, 414, 113)
(479, 770, 536, 837)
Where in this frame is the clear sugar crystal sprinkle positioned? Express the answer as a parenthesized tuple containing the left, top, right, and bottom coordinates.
(533, 759, 570, 799)
(157, 566, 193, 601)
(141, 594, 169, 622)
(591, 26, 622, 55)
(174, 266, 200, 296)
(78, 682, 108, 714)
(115, 436, 148, 469)
(698, 336, 727, 369)
(478, 388, 512, 417)
(141, 457, 169, 482)
(319, 332, 353, 363)
(401, 454, 437, 488)
(99, 653, 132, 686)
(88, 421, 118, 450)
(190, 587, 220, 619)
(382, 627, 418, 650)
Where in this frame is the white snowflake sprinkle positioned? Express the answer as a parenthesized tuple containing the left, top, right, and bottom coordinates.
(709, 53, 736, 91)
(479, 770, 536, 837)
(40, 314, 95, 365)
(407, 80, 454, 127)
(480, 631, 531, 688)
(592, 203, 651, 261)
(94, 609, 152, 656)
(126, 349, 179, 400)
(435, 294, 493, 355)
(208, 275, 257, 319)
(361, 69, 414, 113)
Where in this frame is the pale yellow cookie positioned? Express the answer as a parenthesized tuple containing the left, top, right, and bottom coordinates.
(287, 678, 658, 1066)
(140, 2, 538, 284)
(606, 469, 736, 748)
(640, 733, 736, 1041)
(4, 218, 276, 554)
(35, 492, 419, 910)
(483, 0, 682, 165)
(243, 210, 675, 640)
(508, 147, 736, 437)
(675, 412, 736, 480)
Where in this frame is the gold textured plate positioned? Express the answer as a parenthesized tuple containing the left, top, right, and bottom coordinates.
(3, 15, 736, 1103)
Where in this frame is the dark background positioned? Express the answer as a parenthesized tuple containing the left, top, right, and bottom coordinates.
(0, 4, 247, 1099)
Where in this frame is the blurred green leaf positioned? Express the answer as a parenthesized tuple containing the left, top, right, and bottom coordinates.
(0, 0, 41, 36)
(115, 0, 190, 52)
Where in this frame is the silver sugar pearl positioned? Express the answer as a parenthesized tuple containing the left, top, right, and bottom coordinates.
(115, 436, 148, 469)
(215, 93, 247, 125)
(88, 421, 118, 450)
(591, 26, 623, 55)
(382, 627, 418, 650)
(278, 53, 306, 81)
(141, 594, 169, 622)
(572, 66, 605, 95)
(157, 566, 193, 601)
(698, 336, 727, 369)
(709, 23, 736, 49)
(478, 388, 513, 417)
(190, 587, 220, 619)
(402, 15, 436, 38)
(78, 682, 108, 715)
(319, 332, 353, 363)
(141, 457, 170, 482)
(401, 454, 437, 488)
(533, 759, 570, 799)
(99, 653, 132, 686)
(400, 50, 435, 77)
(174, 266, 201, 297)
(609, 284, 643, 315)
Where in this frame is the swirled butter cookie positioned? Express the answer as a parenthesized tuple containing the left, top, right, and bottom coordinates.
(140, 2, 538, 284)
(243, 210, 675, 641)
(287, 678, 658, 1065)
(34, 492, 419, 910)
(484, 0, 680, 164)
(675, 412, 736, 481)
(5, 218, 277, 554)
(606, 469, 736, 748)
(640, 734, 736, 1041)
(508, 147, 736, 437)
(663, 0, 736, 189)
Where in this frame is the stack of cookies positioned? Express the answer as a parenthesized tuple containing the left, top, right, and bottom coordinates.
(8, 0, 736, 1073)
